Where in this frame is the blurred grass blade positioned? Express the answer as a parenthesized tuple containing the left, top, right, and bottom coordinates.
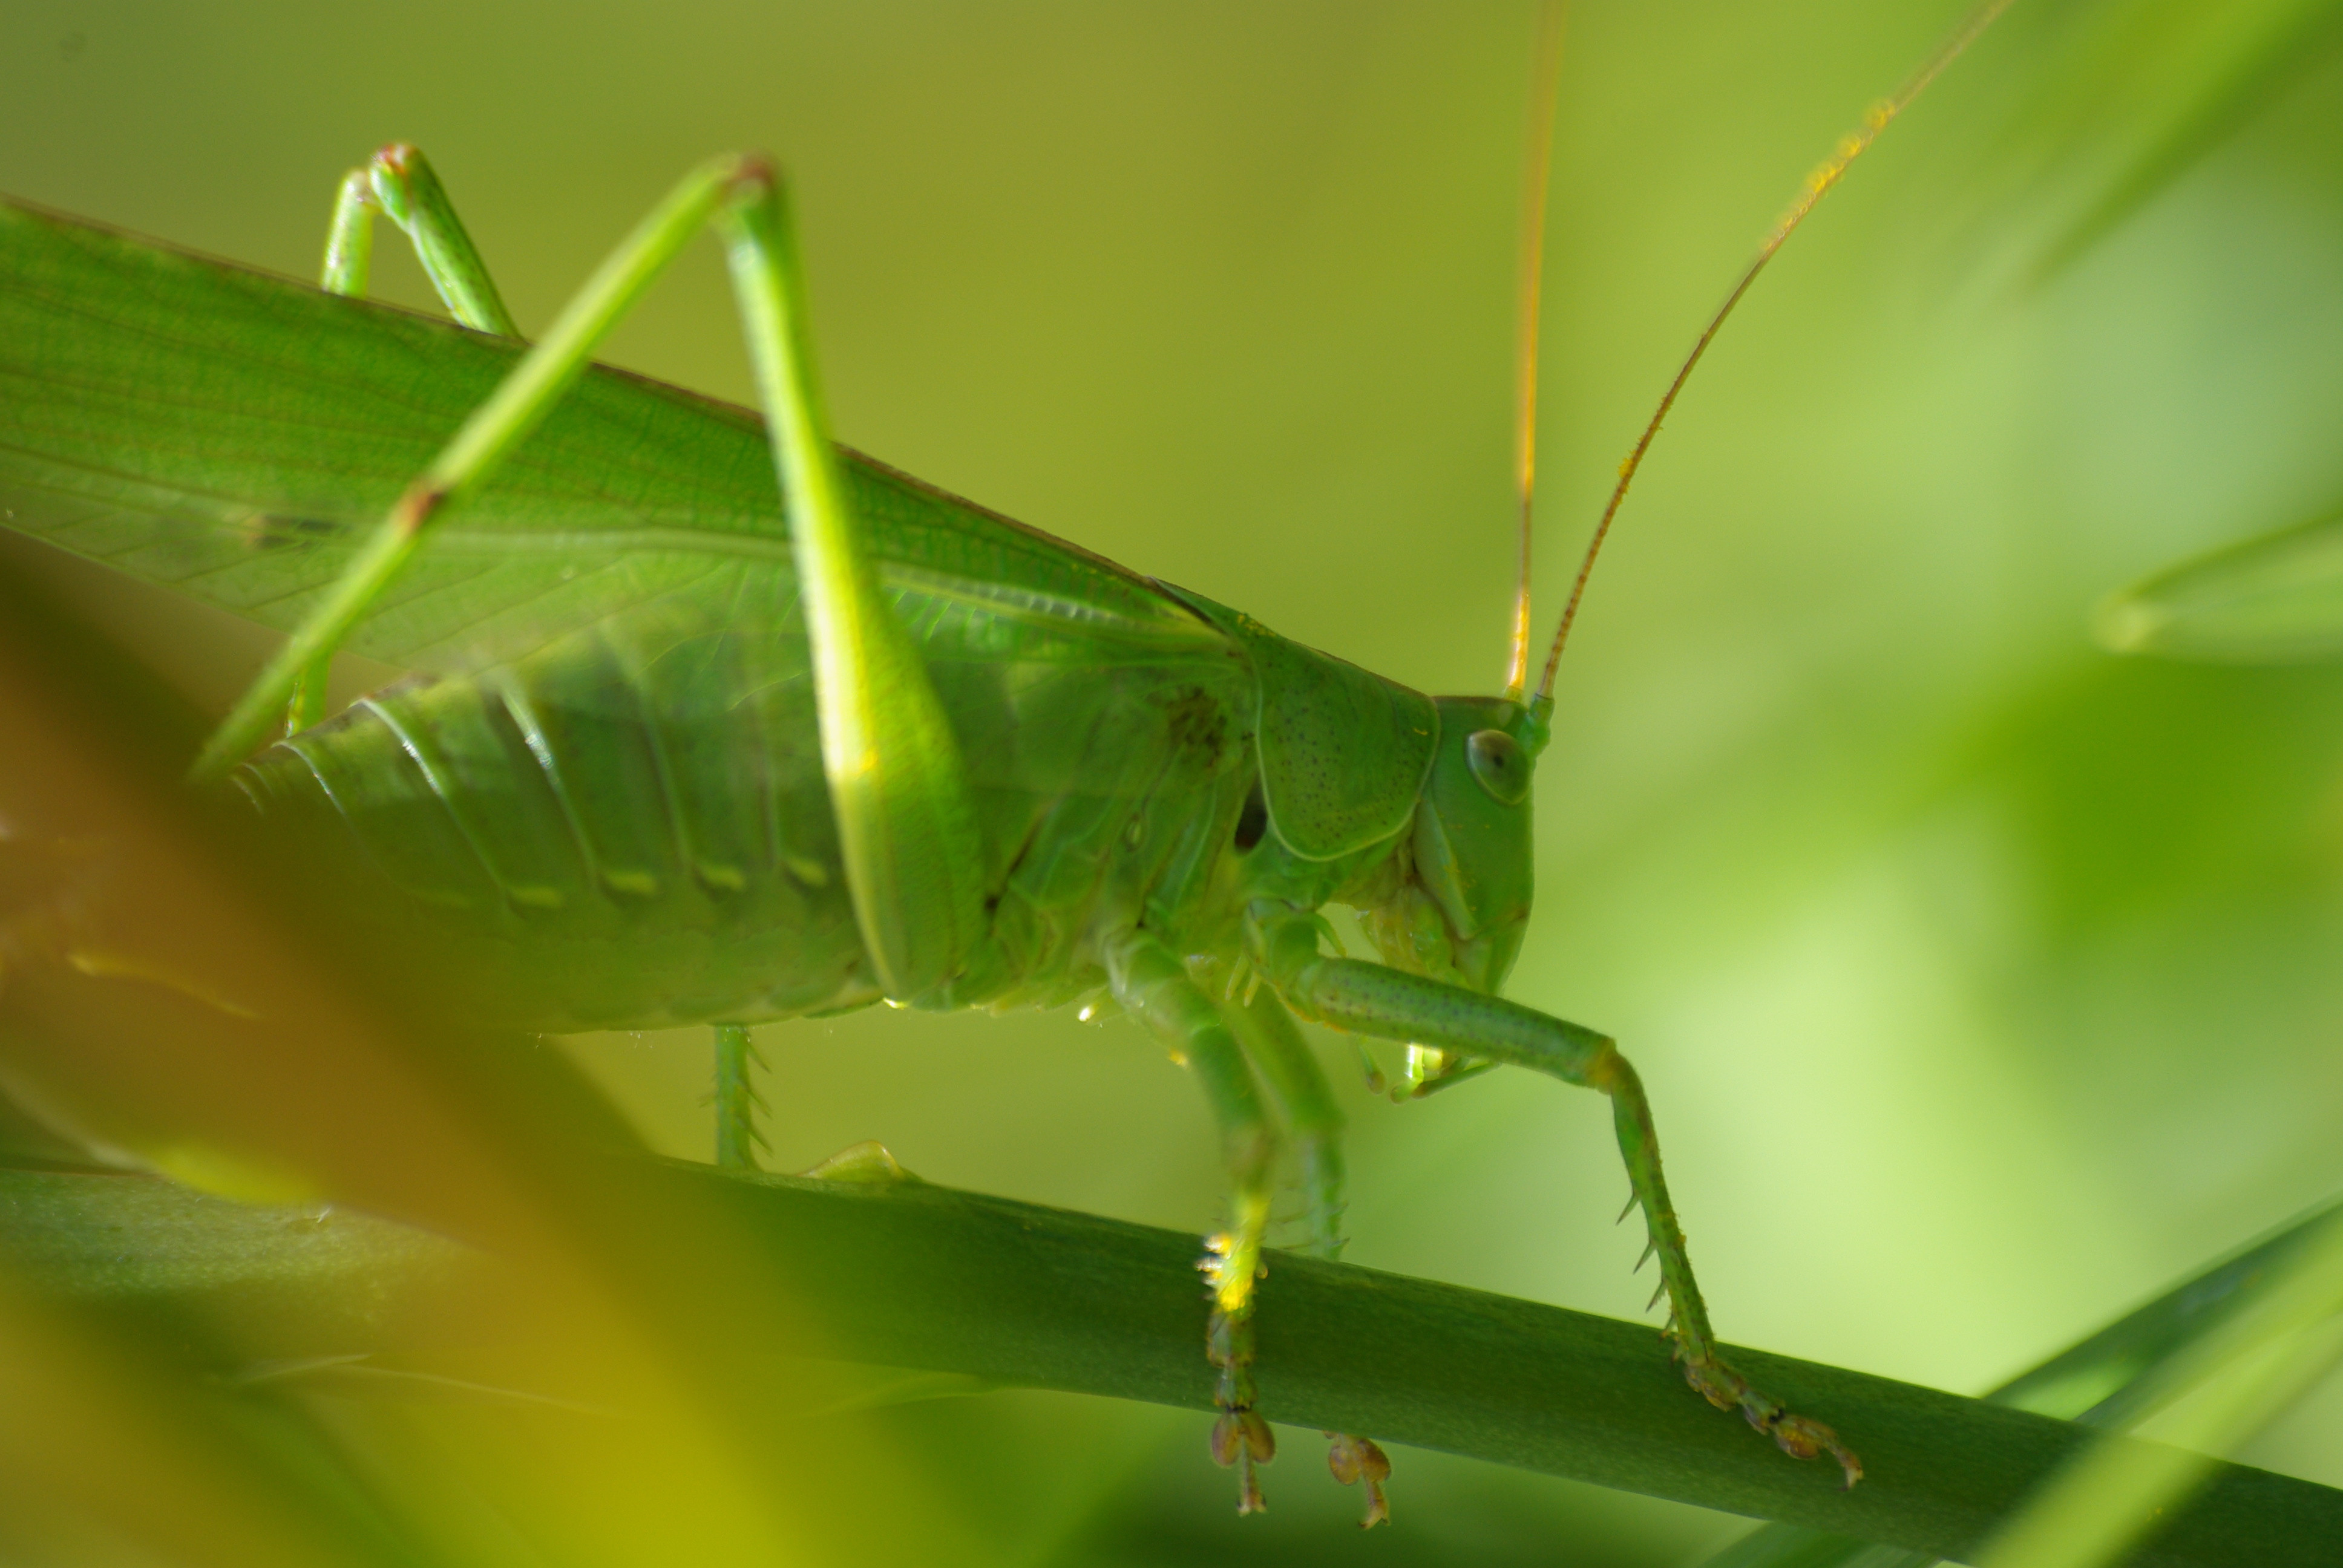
(2022, 0, 2343, 287)
(0, 1267, 430, 1567)
(1973, 1206, 2343, 1568)
(8, 1159, 2343, 1567)
(1700, 1195, 2343, 1567)
(1993, 1198, 2343, 1431)
(1956, 0, 2343, 295)
(2097, 506, 2343, 661)
(0, 553, 978, 1566)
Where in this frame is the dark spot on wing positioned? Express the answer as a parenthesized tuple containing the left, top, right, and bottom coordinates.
(241, 513, 346, 552)
(1160, 685, 1227, 768)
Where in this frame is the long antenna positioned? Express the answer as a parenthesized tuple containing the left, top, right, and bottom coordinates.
(1504, 0, 1569, 701)
(1533, 0, 2015, 702)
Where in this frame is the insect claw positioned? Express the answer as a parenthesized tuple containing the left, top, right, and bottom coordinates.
(1616, 1191, 1641, 1225)
(1209, 1414, 1240, 1465)
(1633, 1235, 1657, 1274)
(1646, 1278, 1668, 1313)
(1210, 1408, 1274, 1466)
(1325, 1434, 1392, 1528)
(1679, 1350, 1866, 1489)
(1225, 1446, 1268, 1515)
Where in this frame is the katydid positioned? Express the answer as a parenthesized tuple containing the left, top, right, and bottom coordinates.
(0, 1, 2009, 1526)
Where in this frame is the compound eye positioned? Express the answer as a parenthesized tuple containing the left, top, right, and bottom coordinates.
(1465, 729, 1530, 805)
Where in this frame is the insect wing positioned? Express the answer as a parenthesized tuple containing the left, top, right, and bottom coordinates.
(0, 198, 1227, 739)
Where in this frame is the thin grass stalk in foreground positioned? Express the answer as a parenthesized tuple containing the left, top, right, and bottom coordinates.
(1700, 1195, 2343, 1568)
(4, 1159, 2341, 1567)
(1973, 1207, 2343, 1568)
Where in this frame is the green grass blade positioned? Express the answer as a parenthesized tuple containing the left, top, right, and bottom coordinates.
(1950, 0, 2343, 298)
(5, 1158, 2340, 1567)
(2020, 0, 2343, 288)
(1701, 1197, 2343, 1567)
(2097, 505, 2343, 662)
(1973, 1208, 2343, 1568)
(0, 540, 978, 1566)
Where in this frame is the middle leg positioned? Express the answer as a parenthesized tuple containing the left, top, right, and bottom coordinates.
(712, 1022, 767, 1171)
(1221, 984, 1393, 1527)
(1107, 932, 1279, 1514)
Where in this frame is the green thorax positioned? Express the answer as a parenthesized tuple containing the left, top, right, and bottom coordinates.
(1156, 588, 1438, 860)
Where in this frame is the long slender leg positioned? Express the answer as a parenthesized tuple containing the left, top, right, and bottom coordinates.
(718, 180, 986, 999)
(712, 1022, 767, 1171)
(319, 144, 518, 336)
(1249, 905, 1862, 1487)
(200, 155, 989, 1004)
(194, 152, 735, 776)
(320, 169, 376, 300)
(1221, 986, 1342, 1256)
(1108, 932, 1279, 1515)
(1221, 987, 1392, 1527)
(326, 163, 794, 1160)
(286, 147, 523, 740)
(293, 163, 390, 737)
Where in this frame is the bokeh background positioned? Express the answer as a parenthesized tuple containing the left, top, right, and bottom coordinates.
(3, 0, 2341, 1562)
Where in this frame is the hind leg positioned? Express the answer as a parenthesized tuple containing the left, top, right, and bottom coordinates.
(318, 143, 519, 336)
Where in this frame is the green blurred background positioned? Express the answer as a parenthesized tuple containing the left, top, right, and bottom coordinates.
(3, 0, 2341, 1561)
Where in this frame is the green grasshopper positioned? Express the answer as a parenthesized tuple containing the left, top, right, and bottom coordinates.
(0, 1, 2007, 1526)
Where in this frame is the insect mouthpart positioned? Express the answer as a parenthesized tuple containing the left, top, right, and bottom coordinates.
(1355, 863, 1529, 999)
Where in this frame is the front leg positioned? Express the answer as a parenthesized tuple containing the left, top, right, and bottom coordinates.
(1250, 906, 1862, 1488)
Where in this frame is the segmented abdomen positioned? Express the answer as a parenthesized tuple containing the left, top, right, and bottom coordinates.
(238, 630, 872, 1030)
(236, 586, 1260, 1031)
